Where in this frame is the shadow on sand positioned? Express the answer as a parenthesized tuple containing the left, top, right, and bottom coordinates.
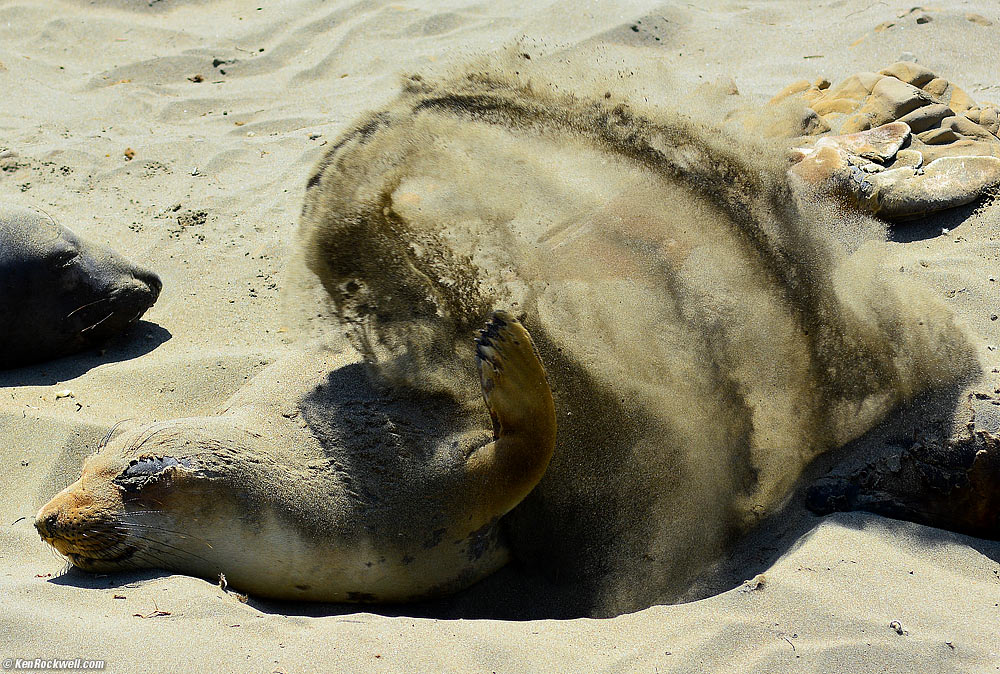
(0, 321, 171, 386)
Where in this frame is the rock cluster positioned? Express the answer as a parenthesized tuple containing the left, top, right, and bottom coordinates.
(767, 62, 1000, 218)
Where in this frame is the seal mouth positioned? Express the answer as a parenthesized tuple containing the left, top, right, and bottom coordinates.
(43, 537, 139, 572)
(65, 546, 138, 569)
(37, 523, 139, 572)
(63, 283, 159, 340)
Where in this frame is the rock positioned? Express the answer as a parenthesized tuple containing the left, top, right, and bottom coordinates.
(922, 77, 950, 98)
(760, 63, 1000, 218)
(758, 99, 831, 138)
(966, 13, 993, 26)
(871, 156, 1000, 218)
(839, 114, 873, 134)
(917, 127, 962, 144)
(821, 122, 910, 161)
(812, 96, 859, 116)
(788, 145, 850, 184)
(947, 85, 976, 114)
(897, 103, 952, 133)
(879, 61, 937, 88)
(943, 114, 996, 140)
(859, 76, 932, 126)
(979, 107, 999, 135)
(889, 148, 923, 169)
(768, 79, 812, 105)
(827, 71, 882, 100)
(914, 138, 1000, 163)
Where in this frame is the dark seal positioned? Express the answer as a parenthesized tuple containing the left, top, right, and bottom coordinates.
(806, 428, 1000, 540)
(0, 204, 161, 368)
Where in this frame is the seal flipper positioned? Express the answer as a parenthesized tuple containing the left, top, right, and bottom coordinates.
(463, 312, 556, 527)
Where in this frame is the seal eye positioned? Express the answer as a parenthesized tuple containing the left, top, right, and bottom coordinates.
(114, 456, 189, 493)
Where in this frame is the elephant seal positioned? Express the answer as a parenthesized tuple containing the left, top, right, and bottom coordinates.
(0, 204, 161, 368)
(35, 312, 557, 602)
(296, 59, 977, 613)
(806, 427, 1000, 540)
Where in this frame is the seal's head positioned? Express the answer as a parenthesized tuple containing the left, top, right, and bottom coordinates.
(34, 425, 206, 574)
(0, 204, 161, 368)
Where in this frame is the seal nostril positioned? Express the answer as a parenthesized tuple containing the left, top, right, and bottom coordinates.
(35, 512, 58, 538)
(132, 268, 162, 301)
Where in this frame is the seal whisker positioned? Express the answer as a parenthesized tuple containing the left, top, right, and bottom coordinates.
(129, 542, 202, 569)
(76, 531, 122, 547)
(2, 205, 160, 367)
(63, 295, 112, 321)
(114, 528, 213, 563)
(115, 521, 215, 548)
(45, 544, 66, 564)
(125, 423, 177, 455)
(98, 419, 133, 452)
(79, 311, 116, 334)
(34, 309, 555, 602)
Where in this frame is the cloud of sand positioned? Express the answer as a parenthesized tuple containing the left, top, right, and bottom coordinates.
(297, 48, 978, 615)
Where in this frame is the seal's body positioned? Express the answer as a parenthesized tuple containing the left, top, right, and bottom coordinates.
(0, 205, 161, 368)
(36, 313, 556, 602)
(295, 64, 976, 612)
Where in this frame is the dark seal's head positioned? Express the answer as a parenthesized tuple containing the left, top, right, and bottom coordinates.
(0, 205, 161, 368)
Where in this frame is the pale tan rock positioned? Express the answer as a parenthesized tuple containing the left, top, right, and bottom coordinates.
(815, 122, 910, 161)
(922, 77, 950, 98)
(979, 107, 999, 135)
(799, 87, 826, 104)
(897, 103, 952, 133)
(762, 100, 831, 137)
(826, 72, 881, 100)
(788, 145, 848, 183)
(768, 79, 812, 104)
(918, 127, 962, 144)
(879, 61, 937, 88)
(868, 156, 1000, 218)
(768, 64, 1000, 218)
(914, 139, 1000, 163)
(943, 114, 996, 140)
(963, 107, 983, 124)
(858, 77, 932, 126)
(948, 86, 976, 114)
(813, 97, 859, 116)
(890, 149, 923, 169)
(840, 114, 873, 134)
(967, 12, 993, 26)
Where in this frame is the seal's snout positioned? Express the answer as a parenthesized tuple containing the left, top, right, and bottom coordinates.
(33, 479, 134, 569)
(34, 494, 74, 543)
(34, 511, 58, 539)
(134, 268, 162, 303)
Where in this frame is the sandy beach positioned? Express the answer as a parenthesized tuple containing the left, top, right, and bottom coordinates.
(2, 0, 1000, 671)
